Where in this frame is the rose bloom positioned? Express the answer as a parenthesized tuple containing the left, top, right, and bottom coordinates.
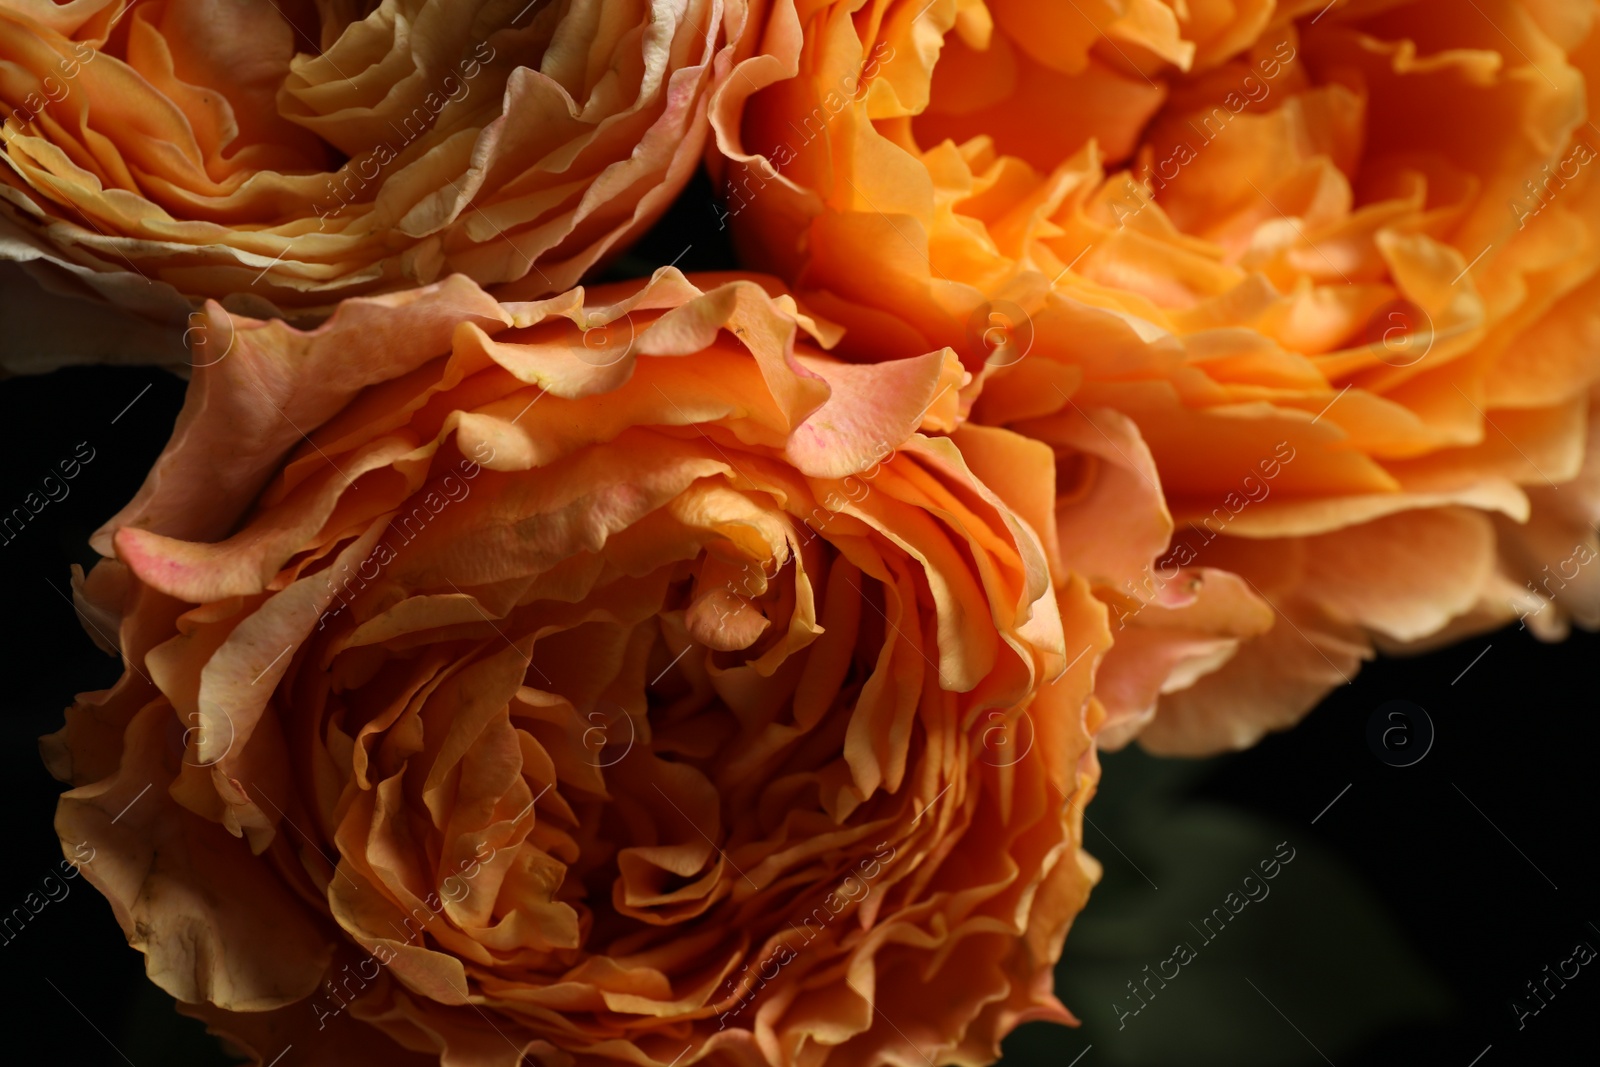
(716, 0, 1600, 752)
(0, 0, 758, 326)
(44, 271, 1121, 1066)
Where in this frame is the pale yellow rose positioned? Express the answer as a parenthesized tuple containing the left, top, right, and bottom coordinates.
(0, 0, 762, 333)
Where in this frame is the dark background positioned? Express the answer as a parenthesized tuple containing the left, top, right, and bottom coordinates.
(2, 174, 1595, 1066)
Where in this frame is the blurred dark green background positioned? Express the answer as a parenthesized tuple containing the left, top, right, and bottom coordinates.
(3, 171, 1595, 1065)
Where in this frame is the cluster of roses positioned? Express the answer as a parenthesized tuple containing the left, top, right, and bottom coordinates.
(11, 2, 1600, 1066)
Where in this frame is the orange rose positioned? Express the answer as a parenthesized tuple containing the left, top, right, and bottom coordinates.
(716, 0, 1600, 752)
(0, 0, 759, 326)
(44, 271, 1117, 1066)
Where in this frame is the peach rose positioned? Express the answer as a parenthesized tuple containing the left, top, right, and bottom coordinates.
(0, 0, 758, 330)
(44, 271, 1116, 1066)
(715, 0, 1600, 752)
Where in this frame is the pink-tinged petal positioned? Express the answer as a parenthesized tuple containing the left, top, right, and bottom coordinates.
(1298, 508, 1499, 642)
(1140, 605, 1370, 755)
(1097, 567, 1275, 748)
(788, 349, 962, 479)
(95, 277, 511, 553)
(1018, 404, 1173, 590)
